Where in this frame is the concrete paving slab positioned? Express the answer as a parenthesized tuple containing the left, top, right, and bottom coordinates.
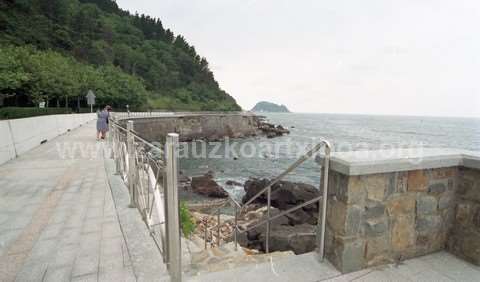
(190, 251, 480, 282)
(0, 122, 168, 282)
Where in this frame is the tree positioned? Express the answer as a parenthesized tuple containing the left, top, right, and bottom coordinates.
(0, 0, 242, 111)
(0, 46, 31, 105)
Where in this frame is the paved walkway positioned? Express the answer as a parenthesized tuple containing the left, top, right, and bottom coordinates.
(190, 251, 480, 282)
(0, 122, 161, 282)
(2, 120, 480, 282)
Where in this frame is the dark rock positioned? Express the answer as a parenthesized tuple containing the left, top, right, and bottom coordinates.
(416, 215, 442, 233)
(226, 180, 243, 186)
(416, 195, 437, 215)
(365, 218, 388, 236)
(258, 121, 290, 138)
(179, 174, 190, 183)
(365, 201, 385, 219)
(259, 224, 317, 254)
(428, 182, 447, 194)
(474, 208, 480, 228)
(266, 132, 276, 139)
(239, 179, 322, 254)
(191, 173, 228, 198)
(285, 208, 317, 225)
(242, 178, 319, 212)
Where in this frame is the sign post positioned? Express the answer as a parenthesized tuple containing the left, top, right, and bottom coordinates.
(86, 90, 96, 113)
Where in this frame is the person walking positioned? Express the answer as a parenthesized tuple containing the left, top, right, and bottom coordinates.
(96, 105, 112, 140)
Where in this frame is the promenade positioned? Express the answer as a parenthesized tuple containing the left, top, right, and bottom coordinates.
(0, 117, 479, 282)
(0, 121, 166, 282)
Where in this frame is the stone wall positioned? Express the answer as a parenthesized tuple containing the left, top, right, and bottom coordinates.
(324, 167, 459, 273)
(122, 114, 260, 142)
(448, 167, 480, 265)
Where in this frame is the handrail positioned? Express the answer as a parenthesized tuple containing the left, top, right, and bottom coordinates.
(242, 141, 328, 209)
(110, 118, 164, 152)
(201, 140, 331, 260)
(109, 117, 183, 281)
(238, 195, 323, 233)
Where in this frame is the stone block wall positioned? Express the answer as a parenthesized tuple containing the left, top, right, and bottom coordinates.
(324, 167, 458, 273)
(448, 167, 480, 265)
(124, 114, 260, 142)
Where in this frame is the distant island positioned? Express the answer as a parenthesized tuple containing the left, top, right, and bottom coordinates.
(251, 101, 290, 113)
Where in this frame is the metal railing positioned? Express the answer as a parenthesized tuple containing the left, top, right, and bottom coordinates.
(201, 141, 331, 260)
(112, 111, 256, 119)
(109, 117, 182, 281)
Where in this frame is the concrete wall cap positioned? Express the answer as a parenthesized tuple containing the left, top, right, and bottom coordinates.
(316, 148, 480, 175)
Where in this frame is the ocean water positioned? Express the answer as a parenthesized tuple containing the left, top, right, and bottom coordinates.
(180, 113, 480, 200)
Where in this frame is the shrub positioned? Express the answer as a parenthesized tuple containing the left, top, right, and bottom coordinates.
(179, 201, 196, 237)
(0, 107, 72, 119)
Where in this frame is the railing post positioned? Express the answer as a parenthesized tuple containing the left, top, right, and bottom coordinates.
(319, 144, 331, 261)
(266, 186, 271, 253)
(234, 205, 238, 251)
(127, 121, 136, 208)
(204, 218, 208, 250)
(217, 210, 221, 246)
(165, 133, 181, 282)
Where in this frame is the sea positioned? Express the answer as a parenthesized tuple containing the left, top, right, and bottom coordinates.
(180, 113, 480, 201)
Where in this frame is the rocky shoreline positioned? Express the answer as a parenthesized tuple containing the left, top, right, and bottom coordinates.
(181, 172, 321, 255)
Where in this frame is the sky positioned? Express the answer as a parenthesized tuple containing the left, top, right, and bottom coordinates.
(116, 0, 480, 117)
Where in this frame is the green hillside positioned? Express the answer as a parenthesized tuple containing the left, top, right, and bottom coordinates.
(0, 0, 241, 111)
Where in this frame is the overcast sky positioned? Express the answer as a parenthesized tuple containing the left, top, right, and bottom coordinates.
(116, 0, 480, 117)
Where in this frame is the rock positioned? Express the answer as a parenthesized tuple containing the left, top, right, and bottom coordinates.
(407, 170, 428, 192)
(191, 173, 228, 198)
(258, 121, 290, 138)
(266, 132, 276, 139)
(365, 218, 388, 236)
(365, 235, 389, 262)
(365, 200, 385, 219)
(226, 180, 243, 186)
(179, 174, 190, 183)
(285, 208, 317, 225)
(255, 224, 316, 254)
(428, 182, 447, 194)
(438, 192, 454, 210)
(238, 179, 322, 255)
(334, 237, 366, 273)
(391, 215, 415, 252)
(474, 208, 480, 228)
(416, 215, 442, 234)
(387, 195, 416, 217)
(455, 203, 471, 224)
(242, 178, 319, 212)
(416, 195, 437, 215)
(365, 174, 388, 201)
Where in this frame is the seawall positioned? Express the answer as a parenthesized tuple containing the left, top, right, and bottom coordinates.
(117, 113, 261, 142)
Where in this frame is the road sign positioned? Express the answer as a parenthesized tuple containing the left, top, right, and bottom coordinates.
(86, 90, 96, 113)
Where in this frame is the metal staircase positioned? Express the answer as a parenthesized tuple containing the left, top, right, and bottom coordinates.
(201, 140, 331, 259)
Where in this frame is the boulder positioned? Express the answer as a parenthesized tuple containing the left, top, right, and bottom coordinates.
(226, 180, 243, 186)
(258, 121, 290, 138)
(191, 173, 228, 198)
(241, 223, 317, 255)
(242, 178, 319, 212)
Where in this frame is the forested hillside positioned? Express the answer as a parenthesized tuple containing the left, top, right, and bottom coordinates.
(0, 0, 241, 111)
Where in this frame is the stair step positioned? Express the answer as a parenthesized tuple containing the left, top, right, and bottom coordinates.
(186, 252, 341, 282)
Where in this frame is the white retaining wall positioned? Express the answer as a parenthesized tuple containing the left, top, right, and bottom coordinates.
(0, 113, 96, 165)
